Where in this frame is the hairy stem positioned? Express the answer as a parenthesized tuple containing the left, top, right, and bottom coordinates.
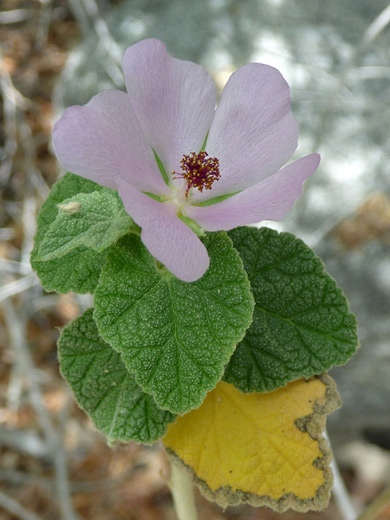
(170, 461, 198, 520)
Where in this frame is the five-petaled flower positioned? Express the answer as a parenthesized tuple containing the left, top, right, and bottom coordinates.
(53, 38, 320, 282)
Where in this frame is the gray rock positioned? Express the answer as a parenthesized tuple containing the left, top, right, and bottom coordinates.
(321, 238, 390, 444)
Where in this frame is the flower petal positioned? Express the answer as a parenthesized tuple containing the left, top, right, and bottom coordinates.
(186, 154, 320, 230)
(53, 90, 169, 195)
(122, 39, 217, 175)
(193, 64, 299, 202)
(117, 179, 210, 282)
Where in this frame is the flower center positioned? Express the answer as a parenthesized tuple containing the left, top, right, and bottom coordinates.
(172, 151, 220, 198)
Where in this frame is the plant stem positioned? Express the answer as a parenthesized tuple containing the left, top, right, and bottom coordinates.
(170, 461, 198, 520)
(357, 485, 390, 520)
(324, 430, 356, 520)
(331, 456, 357, 520)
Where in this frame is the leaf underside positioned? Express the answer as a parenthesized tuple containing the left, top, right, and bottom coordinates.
(31, 173, 110, 294)
(36, 190, 134, 260)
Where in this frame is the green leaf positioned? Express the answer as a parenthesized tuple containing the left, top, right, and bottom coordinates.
(32, 247, 107, 295)
(58, 309, 176, 444)
(31, 173, 110, 294)
(36, 191, 134, 260)
(224, 226, 359, 393)
(93, 232, 254, 415)
(33, 173, 106, 243)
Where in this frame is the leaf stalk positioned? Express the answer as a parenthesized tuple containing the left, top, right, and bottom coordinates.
(170, 460, 198, 520)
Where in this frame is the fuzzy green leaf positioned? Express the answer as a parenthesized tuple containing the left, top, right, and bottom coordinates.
(32, 247, 107, 295)
(94, 232, 254, 414)
(58, 309, 176, 444)
(31, 173, 110, 293)
(36, 190, 134, 260)
(224, 227, 359, 393)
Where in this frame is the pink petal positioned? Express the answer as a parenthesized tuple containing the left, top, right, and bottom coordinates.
(53, 90, 169, 195)
(186, 154, 320, 230)
(122, 39, 217, 176)
(117, 179, 210, 282)
(192, 64, 299, 202)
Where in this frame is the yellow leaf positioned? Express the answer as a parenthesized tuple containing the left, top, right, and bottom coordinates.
(163, 374, 340, 512)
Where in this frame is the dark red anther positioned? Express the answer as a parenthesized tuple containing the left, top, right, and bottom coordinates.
(172, 151, 221, 197)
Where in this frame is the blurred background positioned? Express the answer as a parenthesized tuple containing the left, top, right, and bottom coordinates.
(1, 0, 390, 519)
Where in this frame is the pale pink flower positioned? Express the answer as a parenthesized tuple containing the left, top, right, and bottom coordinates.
(53, 38, 320, 282)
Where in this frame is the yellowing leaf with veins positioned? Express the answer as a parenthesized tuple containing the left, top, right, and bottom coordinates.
(164, 374, 340, 512)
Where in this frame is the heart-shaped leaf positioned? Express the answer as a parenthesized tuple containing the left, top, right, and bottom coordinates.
(94, 232, 254, 414)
